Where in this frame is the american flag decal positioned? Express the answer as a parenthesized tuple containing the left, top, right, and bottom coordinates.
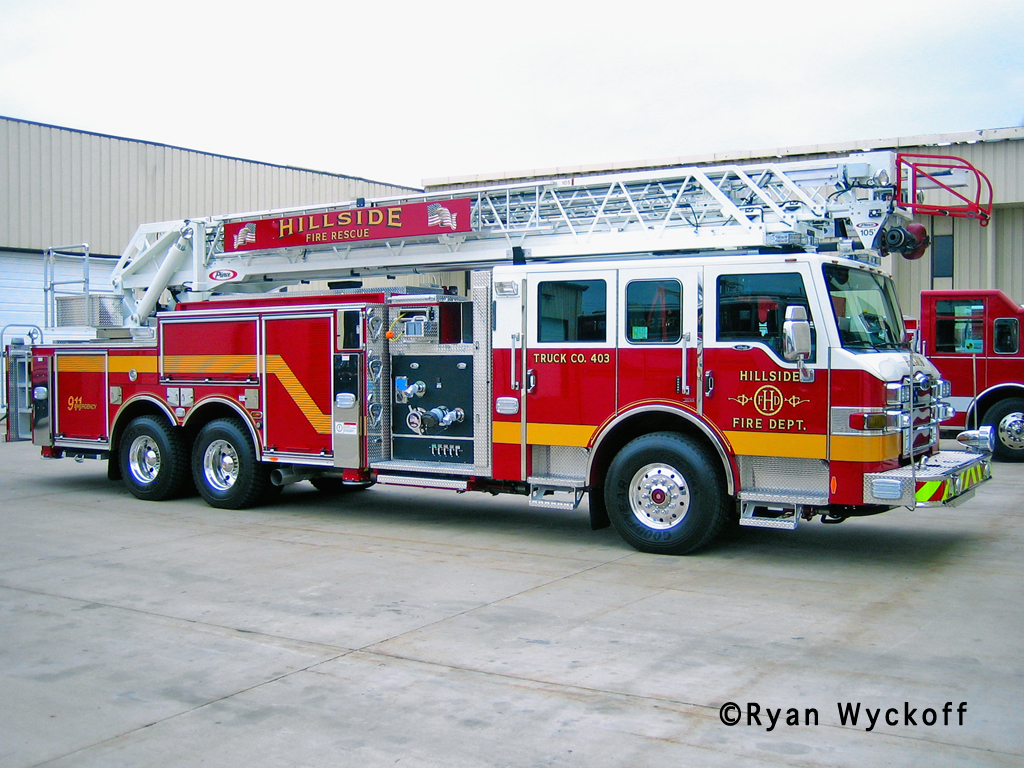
(427, 203, 457, 230)
(233, 222, 257, 248)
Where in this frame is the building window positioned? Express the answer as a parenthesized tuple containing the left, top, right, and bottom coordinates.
(537, 279, 606, 343)
(932, 234, 954, 281)
(625, 279, 682, 343)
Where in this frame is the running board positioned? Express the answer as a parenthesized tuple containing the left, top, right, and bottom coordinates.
(375, 474, 468, 491)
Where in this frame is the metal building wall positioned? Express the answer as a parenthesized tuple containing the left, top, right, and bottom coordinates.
(0, 116, 418, 258)
(427, 127, 1024, 319)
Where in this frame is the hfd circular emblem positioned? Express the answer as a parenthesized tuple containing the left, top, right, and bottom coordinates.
(753, 385, 784, 416)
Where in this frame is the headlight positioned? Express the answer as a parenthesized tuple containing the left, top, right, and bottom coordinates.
(886, 380, 911, 405)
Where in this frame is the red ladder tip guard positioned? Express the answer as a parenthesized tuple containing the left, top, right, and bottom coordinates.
(896, 153, 993, 226)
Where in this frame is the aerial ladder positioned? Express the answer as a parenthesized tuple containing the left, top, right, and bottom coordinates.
(104, 151, 992, 328)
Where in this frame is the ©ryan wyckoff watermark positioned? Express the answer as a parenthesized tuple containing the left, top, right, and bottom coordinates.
(719, 701, 968, 732)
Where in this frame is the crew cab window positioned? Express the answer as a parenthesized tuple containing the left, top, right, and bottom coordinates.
(934, 300, 985, 353)
(625, 279, 681, 343)
(716, 273, 814, 357)
(994, 318, 1019, 354)
(538, 279, 606, 343)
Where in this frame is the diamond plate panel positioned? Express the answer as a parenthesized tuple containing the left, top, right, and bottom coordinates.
(54, 294, 123, 328)
(737, 455, 828, 505)
(471, 269, 493, 474)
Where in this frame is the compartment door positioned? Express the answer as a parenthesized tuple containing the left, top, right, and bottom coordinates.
(54, 352, 108, 442)
(262, 314, 334, 457)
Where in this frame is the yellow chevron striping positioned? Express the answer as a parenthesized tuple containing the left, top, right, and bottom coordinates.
(265, 355, 331, 434)
(156, 354, 329, 435)
(915, 480, 943, 502)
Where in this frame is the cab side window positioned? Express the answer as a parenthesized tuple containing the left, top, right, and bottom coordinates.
(716, 273, 814, 358)
(934, 300, 984, 353)
(994, 318, 1019, 354)
(625, 279, 681, 343)
(538, 279, 606, 343)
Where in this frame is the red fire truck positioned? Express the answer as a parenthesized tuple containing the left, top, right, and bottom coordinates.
(3, 152, 996, 554)
(919, 288, 1024, 461)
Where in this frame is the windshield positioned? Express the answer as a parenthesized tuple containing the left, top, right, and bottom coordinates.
(823, 264, 906, 351)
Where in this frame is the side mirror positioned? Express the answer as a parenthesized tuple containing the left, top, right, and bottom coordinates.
(783, 305, 814, 383)
(783, 305, 812, 361)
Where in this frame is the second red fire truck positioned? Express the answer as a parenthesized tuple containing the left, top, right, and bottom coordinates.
(4, 151, 996, 554)
(918, 288, 1024, 461)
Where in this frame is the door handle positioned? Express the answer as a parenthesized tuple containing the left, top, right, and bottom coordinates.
(526, 369, 537, 394)
(510, 333, 521, 390)
(704, 371, 715, 398)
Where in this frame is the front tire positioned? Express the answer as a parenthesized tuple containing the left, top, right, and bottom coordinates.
(982, 398, 1024, 462)
(119, 415, 190, 501)
(604, 432, 729, 554)
(192, 418, 277, 509)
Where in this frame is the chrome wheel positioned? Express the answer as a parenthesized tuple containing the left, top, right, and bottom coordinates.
(127, 435, 161, 485)
(203, 439, 239, 492)
(997, 411, 1024, 451)
(627, 463, 690, 530)
(119, 415, 189, 501)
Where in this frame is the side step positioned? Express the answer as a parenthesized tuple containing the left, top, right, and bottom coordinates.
(739, 502, 800, 530)
(528, 476, 586, 511)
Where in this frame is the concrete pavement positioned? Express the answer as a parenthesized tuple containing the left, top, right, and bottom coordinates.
(1, 438, 1021, 767)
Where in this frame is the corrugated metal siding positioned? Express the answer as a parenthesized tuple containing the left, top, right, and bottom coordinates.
(996, 206, 1024, 303)
(1, 117, 417, 257)
(915, 141, 1024, 207)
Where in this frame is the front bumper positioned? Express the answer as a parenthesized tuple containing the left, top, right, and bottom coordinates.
(863, 451, 991, 507)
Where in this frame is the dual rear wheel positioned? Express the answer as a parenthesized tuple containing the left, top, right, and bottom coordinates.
(119, 416, 277, 508)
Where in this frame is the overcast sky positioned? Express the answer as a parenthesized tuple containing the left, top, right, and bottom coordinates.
(2, 0, 1022, 189)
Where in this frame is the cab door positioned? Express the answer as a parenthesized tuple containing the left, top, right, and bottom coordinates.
(523, 269, 617, 468)
(928, 296, 988, 428)
(617, 266, 700, 411)
(701, 264, 829, 466)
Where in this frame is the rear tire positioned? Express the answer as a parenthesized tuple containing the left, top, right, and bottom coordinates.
(192, 418, 277, 509)
(982, 398, 1024, 462)
(604, 432, 729, 554)
(119, 415, 190, 501)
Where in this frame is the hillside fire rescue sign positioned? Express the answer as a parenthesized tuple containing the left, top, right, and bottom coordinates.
(223, 199, 473, 252)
